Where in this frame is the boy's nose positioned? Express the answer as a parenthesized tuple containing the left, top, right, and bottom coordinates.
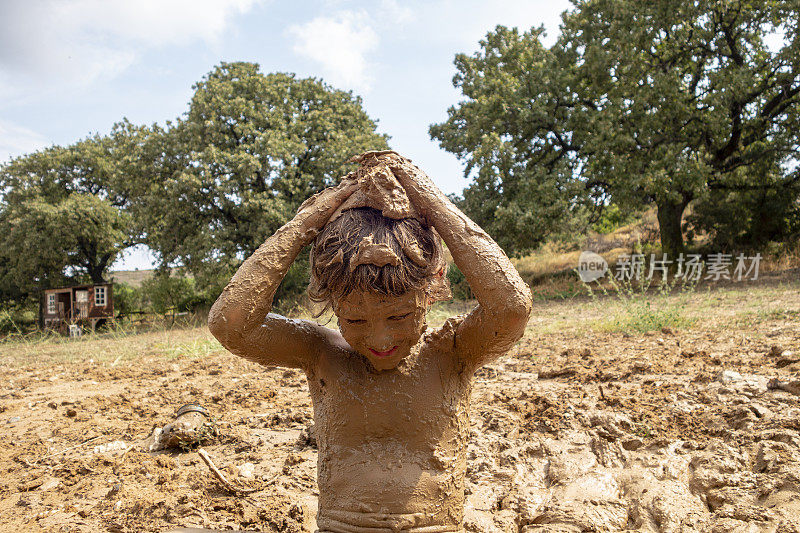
(369, 330, 394, 351)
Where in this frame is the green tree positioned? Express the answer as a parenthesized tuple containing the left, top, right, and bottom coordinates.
(430, 27, 591, 254)
(0, 129, 147, 302)
(142, 62, 390, 284)
(141, 274, 202, 314)
(688, 181, 800, 250)
(432, 1, 800, 256)
(0, 194, 129, 301)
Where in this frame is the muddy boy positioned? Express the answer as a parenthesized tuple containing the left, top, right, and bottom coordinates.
(209, 151, 532, 532)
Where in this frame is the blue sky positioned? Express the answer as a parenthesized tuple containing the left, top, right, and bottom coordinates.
(0, 0, 573, 269)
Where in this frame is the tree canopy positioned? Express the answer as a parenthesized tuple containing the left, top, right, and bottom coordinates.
(142, 62, 389, 282)
(0, 61, 388, 306)
(432, 0, 800, 256)
(0, 132, 141, 302)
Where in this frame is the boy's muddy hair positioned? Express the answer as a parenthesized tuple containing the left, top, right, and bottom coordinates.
(309, 207, 451, 314)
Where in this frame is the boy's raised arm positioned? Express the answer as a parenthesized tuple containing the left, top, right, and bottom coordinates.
(390, 161, 533, 370)
(208, 179, 358, 369)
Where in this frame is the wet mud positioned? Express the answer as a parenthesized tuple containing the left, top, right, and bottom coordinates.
(1, 299, 799, 531)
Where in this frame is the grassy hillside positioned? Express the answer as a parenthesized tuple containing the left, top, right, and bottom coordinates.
(109, 269, 155, 288)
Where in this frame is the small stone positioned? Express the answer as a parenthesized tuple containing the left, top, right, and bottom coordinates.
(238, 462, 255, 479)
(39, 477, 60, 491)
(65, 408, 77, 418)
(716, 370, 742, 384)
(767, 378, 800, 396)
(92, 440, 128, 454)
(776, 356, 800, 368)
(106, 483, 123, 498)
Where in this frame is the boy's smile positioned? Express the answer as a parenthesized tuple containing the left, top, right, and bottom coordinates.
(334, 290, 427, 371)
(369, 346, 398, 357)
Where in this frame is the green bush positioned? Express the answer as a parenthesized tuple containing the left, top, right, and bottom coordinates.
(688, 187, 800, 250)
(141, 275, 205, 314)
(113, 282, 145, 317)
(0, 304, 37, 334)
(447, 263, 473, 300)
(591, 203, 636, 234)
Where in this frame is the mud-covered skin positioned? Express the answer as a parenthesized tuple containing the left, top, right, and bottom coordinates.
(310, 317, 471, 531)
(208, 179, 360, 369)
(384, 153, 533, 369)
(208, 152, 533, 531)
(334, 291, 427, 372)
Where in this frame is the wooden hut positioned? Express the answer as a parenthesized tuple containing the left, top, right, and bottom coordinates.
(40, 283, 114, 333)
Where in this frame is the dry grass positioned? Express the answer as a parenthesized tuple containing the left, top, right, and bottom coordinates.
(0, 323, 224, 368)
(109, 269, 156, 288)
(3, 280, 798, 369)
(509, 210, 661, 301)
(523, 277, 800, 338)
(760, 240, 800, 272)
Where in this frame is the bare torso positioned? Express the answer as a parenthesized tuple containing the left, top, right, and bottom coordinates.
(305, 319, 472, 532)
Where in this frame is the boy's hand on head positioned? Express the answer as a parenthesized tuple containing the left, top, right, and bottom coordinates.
(387, 159, 430, 188)
(384, 158, 444, 225)
(296, 178, 359, 215)
(294, 178, 359, 240)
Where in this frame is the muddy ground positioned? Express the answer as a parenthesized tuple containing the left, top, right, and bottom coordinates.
(1, 282, 799, 532)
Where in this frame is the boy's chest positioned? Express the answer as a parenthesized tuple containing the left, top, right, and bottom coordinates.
(308, 350, 468, 447)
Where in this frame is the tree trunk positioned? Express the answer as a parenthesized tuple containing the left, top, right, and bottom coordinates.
(656, 197, 691, 258)
(86, 255, 110, 284)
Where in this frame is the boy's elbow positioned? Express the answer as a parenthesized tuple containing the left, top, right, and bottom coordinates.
(485, 286, 532, 326)
(507, 285, 533, 322)
(207, 301, 242, 346)
(502, 287, 533, 337)
(207, 304, 227, 343)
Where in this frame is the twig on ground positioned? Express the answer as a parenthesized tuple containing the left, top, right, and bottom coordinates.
(197, 448, 260, 494)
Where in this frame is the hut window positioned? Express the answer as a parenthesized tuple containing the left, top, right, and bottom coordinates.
(94, 286, 106, 306)
(47, 293, 56, 314)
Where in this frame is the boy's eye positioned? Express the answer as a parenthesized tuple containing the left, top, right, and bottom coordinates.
(344, 318, 366, 325)
(388, 313, 412, 321)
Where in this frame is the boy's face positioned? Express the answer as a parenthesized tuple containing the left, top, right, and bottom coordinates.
(334, 290, 427, 371)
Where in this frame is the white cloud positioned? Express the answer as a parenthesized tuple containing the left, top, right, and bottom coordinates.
(288, 11, 379, 92)
(0, 120, 51, 164)
(379, 0, 413, 24)
(0, 0, 262, 94)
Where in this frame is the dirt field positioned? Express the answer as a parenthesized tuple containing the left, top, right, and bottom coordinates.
(1, 277, 799, 532)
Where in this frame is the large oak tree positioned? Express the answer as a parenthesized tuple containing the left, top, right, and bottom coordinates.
(432, 0, 800, 256)
(142, 62, 390, 282)
(0, 127, 148, 302)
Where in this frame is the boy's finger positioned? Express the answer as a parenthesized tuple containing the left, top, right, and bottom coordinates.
(334, 178, 359, 196)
